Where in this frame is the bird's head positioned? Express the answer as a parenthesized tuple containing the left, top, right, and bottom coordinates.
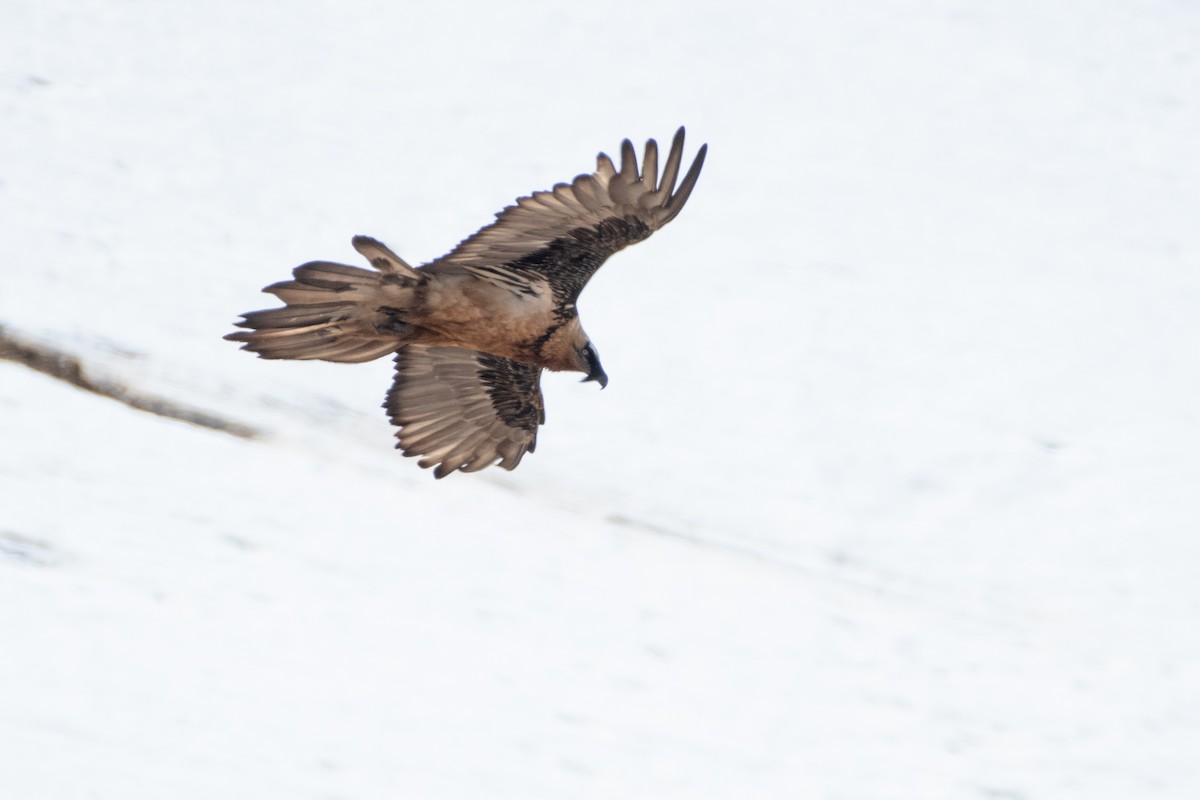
(541, 317, 608, 387)
(576, 341, 608, 389)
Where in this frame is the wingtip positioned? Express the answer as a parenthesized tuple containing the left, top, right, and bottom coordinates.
(654, 133, 706, 223)
(596, 152, 617, 178)
(672, 126, 707, 156)
(619, 138, 639, 178)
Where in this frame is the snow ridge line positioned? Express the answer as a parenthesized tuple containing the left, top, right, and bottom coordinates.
(0, 323, 261, 440)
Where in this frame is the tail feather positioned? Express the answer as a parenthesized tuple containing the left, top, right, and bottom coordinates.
(227, 245, 420, 363)
(237, 302, 352, 330)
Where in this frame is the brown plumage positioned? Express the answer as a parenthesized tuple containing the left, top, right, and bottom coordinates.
(227, 128, 706, 478)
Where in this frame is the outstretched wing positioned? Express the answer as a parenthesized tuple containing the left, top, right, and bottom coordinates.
(386, 345, 545, 479)
(437, 127, 707, 306)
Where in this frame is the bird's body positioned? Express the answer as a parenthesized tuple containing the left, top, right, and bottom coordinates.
(388, 265, 575, 367)
(227, 128, 706, 478)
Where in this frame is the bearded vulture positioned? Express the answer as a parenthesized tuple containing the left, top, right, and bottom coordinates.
(227, 128, 706, 478)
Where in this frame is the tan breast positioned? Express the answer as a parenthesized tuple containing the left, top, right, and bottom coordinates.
(409, 270, 561, 364)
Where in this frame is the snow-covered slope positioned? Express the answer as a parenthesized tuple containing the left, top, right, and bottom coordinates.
(2, 1, 1199, 797)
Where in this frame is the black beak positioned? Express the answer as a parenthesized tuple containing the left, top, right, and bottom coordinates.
(580, 344, 608, 389)
(582, 364, 608, 389)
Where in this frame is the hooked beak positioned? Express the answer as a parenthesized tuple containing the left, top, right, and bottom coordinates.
(581, 364, 609, 389)
(579, 342, 608, 389)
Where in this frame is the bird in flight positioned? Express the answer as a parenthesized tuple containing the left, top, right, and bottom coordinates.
(227, 128, 706, 478)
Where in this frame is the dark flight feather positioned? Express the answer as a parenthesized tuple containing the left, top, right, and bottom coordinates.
(436, 126, 707, 307)
(386, 345, 544, 477)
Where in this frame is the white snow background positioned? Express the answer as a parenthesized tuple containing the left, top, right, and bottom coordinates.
(2, 1, 1199, 797)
